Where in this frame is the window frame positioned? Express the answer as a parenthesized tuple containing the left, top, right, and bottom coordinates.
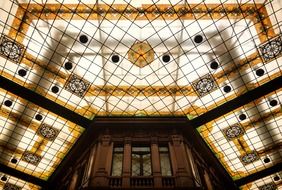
(111, 146, 124, 176)
(131, 146, 152, 176)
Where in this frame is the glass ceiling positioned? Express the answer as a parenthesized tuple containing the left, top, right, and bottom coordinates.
(0, 86, 84, 182)
(0, 172, 40, 190)
(241, 171, 282, 190)
(0, 0, 281, 189)
(198, 88, 282, 186)
(0, 0, 281, 119)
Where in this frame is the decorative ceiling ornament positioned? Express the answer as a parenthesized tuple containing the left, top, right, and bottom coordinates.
(223, 124, 245, 140)
(128, 41, 155, 68)
(259, 35, 282, 62)
(3, 183, 22, 190)
(258, 183, 277, 190)
(22, 151, 42, 166)
(64, 74, 90, 97)
(0, 34, 25, 63)
(37, 124, 59, 141)
(240, 151, 259, 165)
(192, 74, 218, 97)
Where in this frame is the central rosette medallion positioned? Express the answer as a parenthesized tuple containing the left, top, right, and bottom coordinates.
(128, 41, 155, 68)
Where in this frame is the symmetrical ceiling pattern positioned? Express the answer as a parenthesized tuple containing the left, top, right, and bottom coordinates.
(0, 0, 281, 189)
(198, 88, 282, 187)
(0, 0, 281, 119)
(0, 87, 83, 189)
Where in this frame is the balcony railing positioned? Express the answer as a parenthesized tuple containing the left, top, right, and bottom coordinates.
(109, 176, 122, 188)
(130, 176, 154, 187)
(108, 176, 176, 188)
(162, 176, 175, 187)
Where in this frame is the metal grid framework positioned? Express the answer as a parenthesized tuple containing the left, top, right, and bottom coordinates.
(0, 172, 40, 190)
(0, 87, 83, 189)
(0, 0, 281, 189)
(198, 88, 282, 188)
(240, 171, 282, 190)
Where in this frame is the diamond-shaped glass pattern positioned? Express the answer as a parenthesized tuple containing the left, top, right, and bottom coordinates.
(0, 0, 282, 189)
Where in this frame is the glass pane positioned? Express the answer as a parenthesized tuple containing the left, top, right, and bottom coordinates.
(132, 154, 141, 176)
(132, 147, 150, 152)
(143, 153, 152, 176)
(111, 153, 123, 176)
(114, 147, 124, 152)
(160, 153, 172, 176)
(159, 147, 169, 152)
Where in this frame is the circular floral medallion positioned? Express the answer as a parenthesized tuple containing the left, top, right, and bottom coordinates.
(3, 183, 21, 190)
(22, 152, 41, 165)
(128, 41, 155, 68)
(1, 41, 21, 59)
(259, 36, 282, 62)
(65, 74, 90, 97)
(38, 124, 58, 141)
(262, 40, 282, 60)
(0, 35, 24, 63)
(69, 79, 87, 93)
(259, 183, 276, 190)
(195, 78, 215, 96)
(241, 152, 259, 164)
(225, 125, 244, 139)
(192, 74, 217, 97)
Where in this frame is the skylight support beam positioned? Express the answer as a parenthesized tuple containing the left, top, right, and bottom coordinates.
(234, 161, 282, 186)
(0, 76, 91, 128)
(0, 163, 47, 187)
(190, 75, 282, 128)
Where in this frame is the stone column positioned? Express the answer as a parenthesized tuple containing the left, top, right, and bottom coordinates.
(185, 144, 201, 187)
(151, 137, 162, 188)
(204, 170, 213, 190)
(169, 135, 194, 188)
(89, 135, 112, 188)
(68, 170, 78, 190)
(83, 145, 97, 187)
(122, 137, 131, 188)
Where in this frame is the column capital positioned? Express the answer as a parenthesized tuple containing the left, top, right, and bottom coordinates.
(124, 137, 132, 144)
(170, 135, 183, 145)
(151, 136, 158, 144)
(99, 135, 111, 145)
